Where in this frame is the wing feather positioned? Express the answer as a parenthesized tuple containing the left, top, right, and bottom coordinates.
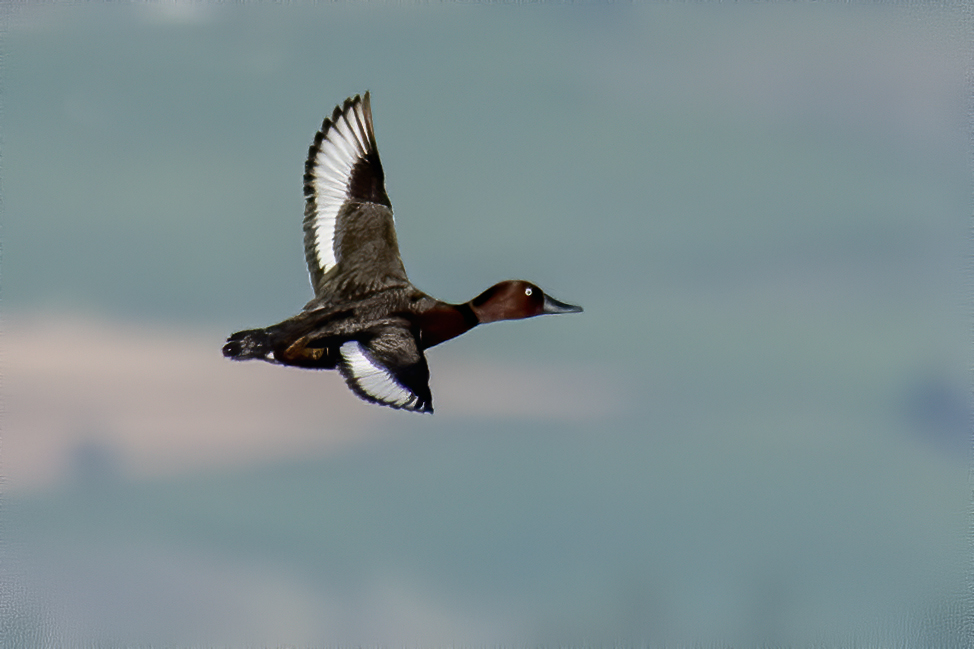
(303, 92, 395, 298)
(337, 331, 432, 413)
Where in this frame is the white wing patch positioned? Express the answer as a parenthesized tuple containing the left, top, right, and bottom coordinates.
(339, 341, 423, 411)
(307, 101, 371, 276)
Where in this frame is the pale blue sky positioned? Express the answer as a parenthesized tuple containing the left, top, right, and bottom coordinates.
(2, 2, 969, 646)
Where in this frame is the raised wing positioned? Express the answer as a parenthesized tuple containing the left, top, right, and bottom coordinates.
(338, 328, 433, 413)
(303, 92, 407, 300)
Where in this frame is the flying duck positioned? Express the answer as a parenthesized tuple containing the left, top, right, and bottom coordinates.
(223, 92, 581, 413)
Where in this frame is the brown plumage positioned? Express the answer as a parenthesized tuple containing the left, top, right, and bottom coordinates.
(224, 92, 581, 413)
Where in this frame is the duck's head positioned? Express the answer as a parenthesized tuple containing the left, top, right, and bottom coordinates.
(470, 280, 583, 324)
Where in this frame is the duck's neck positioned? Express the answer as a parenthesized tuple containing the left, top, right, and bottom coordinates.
(416, 302, 480, 349)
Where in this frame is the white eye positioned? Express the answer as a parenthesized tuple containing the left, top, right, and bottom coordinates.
(524, 287, 533, 296)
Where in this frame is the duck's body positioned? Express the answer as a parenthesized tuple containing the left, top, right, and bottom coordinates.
(224, 92, 581, 413)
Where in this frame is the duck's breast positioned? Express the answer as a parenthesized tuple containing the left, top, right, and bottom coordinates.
(413, 302, 478, 349)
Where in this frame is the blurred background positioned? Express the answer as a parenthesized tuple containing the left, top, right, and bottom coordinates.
(1, 2, 970, 646)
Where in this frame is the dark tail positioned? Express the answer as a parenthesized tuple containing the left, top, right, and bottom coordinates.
(223, 328, 273, 361)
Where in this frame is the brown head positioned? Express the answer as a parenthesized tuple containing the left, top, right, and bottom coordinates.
(469, 280, 583, 324)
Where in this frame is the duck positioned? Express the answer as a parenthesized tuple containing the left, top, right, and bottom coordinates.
(223, 92, 582, 413)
